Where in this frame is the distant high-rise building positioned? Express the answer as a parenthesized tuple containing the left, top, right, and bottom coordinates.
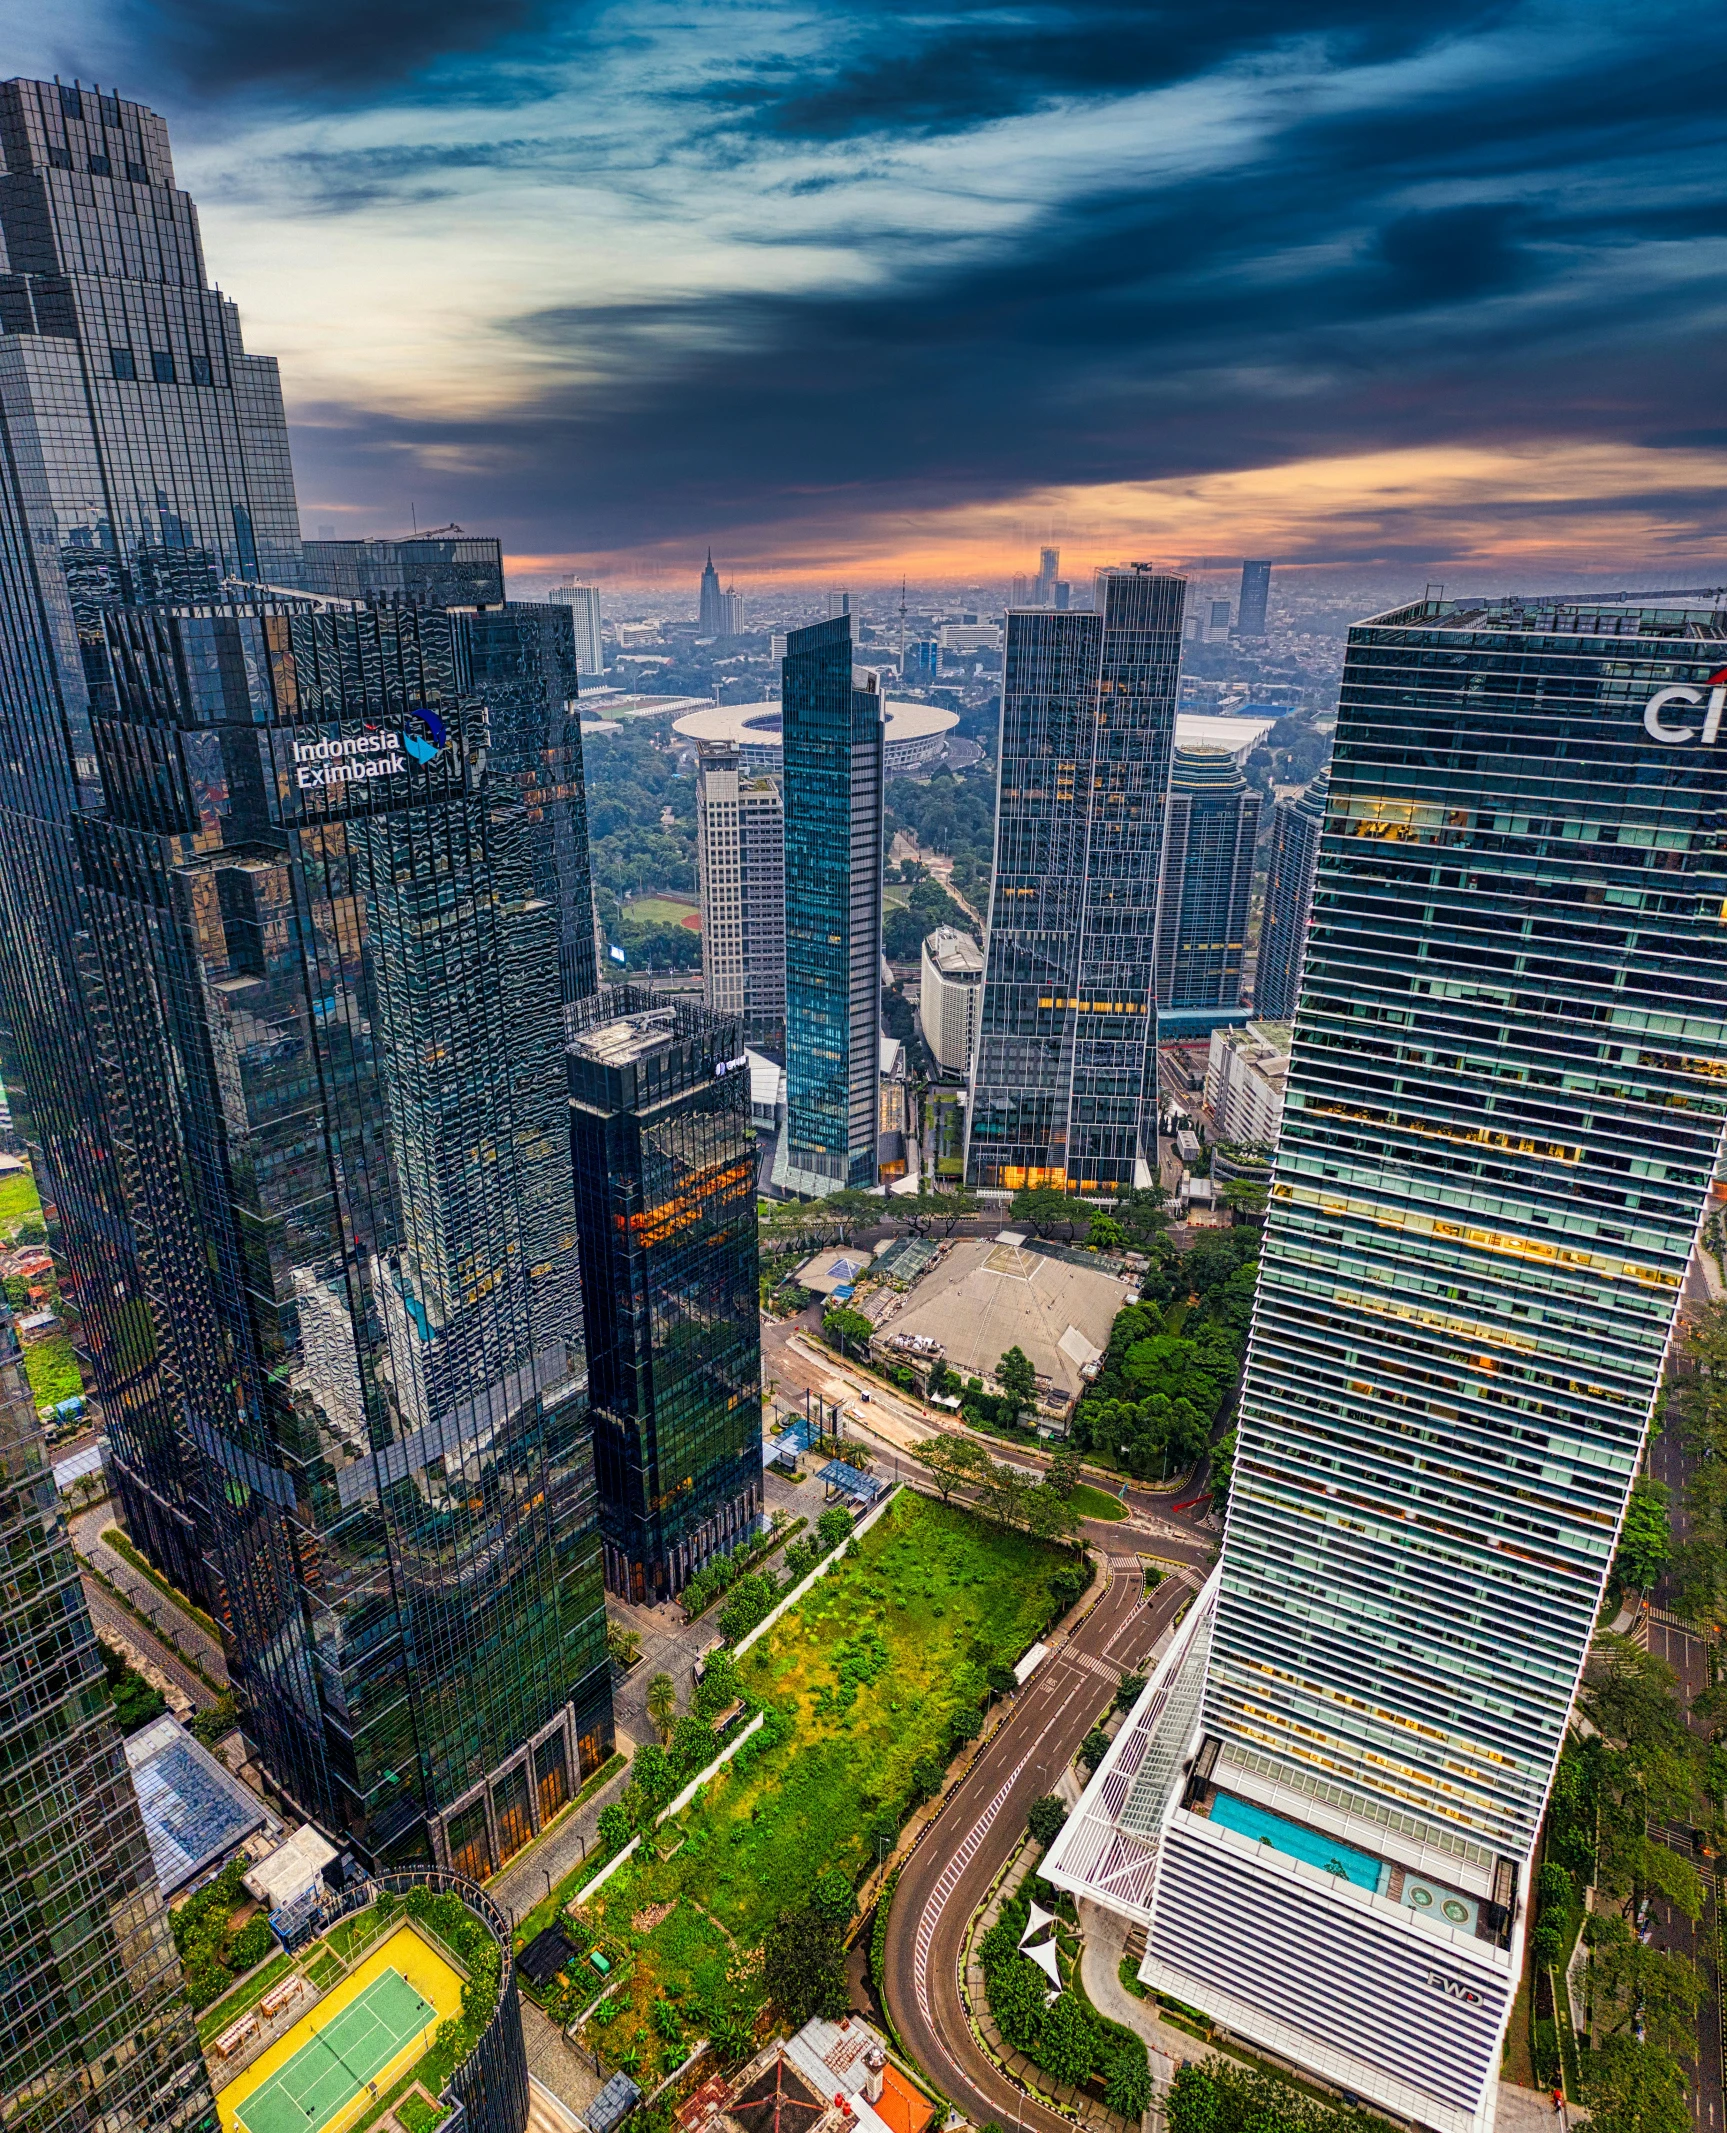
(75, 597, 611, 1870)
(1254, 767, 1329, 1020)
(919, 927, 983, 1076)
(550, 582, 605, 674)
(567, 990, 763, 1604)
(1154, 747, 1260, 1015)
(1033, 546, 1060, 606)
(1206, 598, 1232, 642)
(301, 530, 504, 607)
(718, 583, 744, 637)
(696, 740, 786, 1046)
(1053, 580, 1071, 611)
(966, 568, 1185, 1194)
(776, 616, 884, 1194)
(699, 549, 725, 634)
(826, 588, 852, 619)
(1051, 586, 1727, 2133)
(906, 639, 941, 682)
(1010, 575, 1029, 606)
(0, 1301, 217, 2133)
(1236, 558, 1272, 637)
(0, 78, 301, 1617)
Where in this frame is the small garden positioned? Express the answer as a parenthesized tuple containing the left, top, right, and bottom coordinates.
(558, 1493, 1084, 2088)
(171, 1861, 276, 2010)
(99, 1637, 166, 1734)
(1167, 2057, 1400, 2133)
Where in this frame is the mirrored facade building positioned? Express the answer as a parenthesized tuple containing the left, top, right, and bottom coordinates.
(776, 616, 884, 1195)
(300, 533, 505, 609)
(1153, 746, 1260, 1016)
(1254, 766, 1328, 1021)
(0, 1299, 216, 2133)
(966, 568, 1184, 1194)
(77, 599, 611, 1872)
(0, 78, 303, 1611)
(568, 990, 762, 1603)
(1127, 590, 1727, 2131)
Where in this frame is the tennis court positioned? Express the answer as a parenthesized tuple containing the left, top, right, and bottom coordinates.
(236, 1969, 438, 2133)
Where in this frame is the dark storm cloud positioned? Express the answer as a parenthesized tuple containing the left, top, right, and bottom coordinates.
(276, 5, 1727, 561)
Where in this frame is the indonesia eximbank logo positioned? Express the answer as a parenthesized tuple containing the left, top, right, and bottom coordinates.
(402, 706, 448, 765)
(1643, 668, 1727, 744)
(291, 709, 451, 788)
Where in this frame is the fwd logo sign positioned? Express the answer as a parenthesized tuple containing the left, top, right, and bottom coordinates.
(1644, 668, 1727, 743)
(1424, 1970, 1485, 2006)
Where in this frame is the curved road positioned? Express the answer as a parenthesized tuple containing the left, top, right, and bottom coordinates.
(881, 1545, 1202, 2133)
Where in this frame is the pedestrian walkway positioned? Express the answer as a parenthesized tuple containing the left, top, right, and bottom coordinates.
(69, 1507, 229, 1685)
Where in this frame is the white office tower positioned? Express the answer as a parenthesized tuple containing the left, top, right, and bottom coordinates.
(550, 583, 604, 673)
(695, 740, 785, 1044)
(1043, 589, 1727, 2133)
(918, 927, 983, 1076)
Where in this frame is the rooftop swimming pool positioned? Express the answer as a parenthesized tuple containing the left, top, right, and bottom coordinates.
(1207, 1791, 1385, 1893)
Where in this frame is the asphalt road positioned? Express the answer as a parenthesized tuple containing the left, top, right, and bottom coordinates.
(881, 1551, 1201, 2133)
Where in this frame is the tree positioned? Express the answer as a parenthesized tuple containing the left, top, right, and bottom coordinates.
(815, 1504, 855, 1552)
(1208, 1428, 1237, 1513)
(597, 1800, 633, 1854)
(1114, 1671, 1147, 1714)
(763, 1905, 849, 2024)
(824, 1188, 880, 1245)
(1218, 1177, 1269, 1225)
(1078, 1725, 1110, 1773)
(1104, 2041, 1153, 2118)
(906, 1182, 978, 1237)
(1116, 1185, 1168, 1246)
(1584, 1914, 1704, 2056)
(996, 1345, 1038, 1406)
(911, 1433, 990, 1503)
(1579, 1636, 1704, 1922)
(1027, 1795, 1067, 1847)
(822, 1304, 874, 1360)
(606, 1619, 642, 1666)
(1018, 1483, 1081, 1542)
(811, 1864, 857, 1926)
(1039, 1994, 1097, 2086)
(1580, 2036, 1690, 2133)
(1010, 1184, 1076, 1239)
(1086, 1211, 1127, 1252)
(646, 1670, 678, 1744)
(1613, 1477, 1673, 1595)
(1166, 2065, 1219, 2133)
(1046, 1445, 1081, 1499)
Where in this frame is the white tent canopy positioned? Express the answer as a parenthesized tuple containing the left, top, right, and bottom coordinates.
(1019, 1901, 1056, 1947)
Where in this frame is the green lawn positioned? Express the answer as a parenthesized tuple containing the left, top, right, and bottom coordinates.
(625, 896, 698, 926)
(0, 1168, 40, 1233)
(577, 1494, 1069, 2082)
(1068, 1482, 1128, 1522)
(24, 1334, 81, 1408)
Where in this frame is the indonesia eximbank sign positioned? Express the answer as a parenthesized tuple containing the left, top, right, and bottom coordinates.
(290, 707, 450, 788)
(1644, 668, 1727, 744)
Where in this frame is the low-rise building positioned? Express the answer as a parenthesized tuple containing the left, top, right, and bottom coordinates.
(1205, 1021, 1291, 1148)
(919, 928, 983, 1076)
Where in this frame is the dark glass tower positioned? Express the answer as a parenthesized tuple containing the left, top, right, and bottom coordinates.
(469, 601, 599, 1009)
(1236, 559, 1271, 638)
(1142, 589, 1727, 2131)
(0, 78, 304, 1609)
(76, 598, 610, 1871)
(778, 616, 884, 1194)
(0, 1300, 216, 2133)
(568, 989, 763, 1603)
(301, 534, 505, 608)
(1254, 766, 1328, 1020)
(1153, 746, 1260, 1013)
(966, 568, 1184, 1195)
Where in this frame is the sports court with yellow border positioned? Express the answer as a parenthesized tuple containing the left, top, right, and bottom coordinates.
(215, 1923, 464, 2133)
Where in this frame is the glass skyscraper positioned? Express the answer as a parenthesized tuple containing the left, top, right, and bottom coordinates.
(1236, 559, 1272, 638)
(300, 534, 505, 608)
(0, 1299, 216, 2133)
(80, 598, 611, 1875)
(568, 989, 763, 1603)
(966, 568, 1184, 1194)
(1152, 745, 1260, 1014)
(0, 78, 304, 1609)
(1254, 766, 1328, 1020)
(1136, 590, 1727, 2132)
(777, 616, 884, 1194)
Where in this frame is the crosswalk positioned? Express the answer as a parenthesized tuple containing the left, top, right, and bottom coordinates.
(913, 1753, 1033, 2029)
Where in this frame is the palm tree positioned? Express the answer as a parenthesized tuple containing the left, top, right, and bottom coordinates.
(646, 1670, 678, 1744)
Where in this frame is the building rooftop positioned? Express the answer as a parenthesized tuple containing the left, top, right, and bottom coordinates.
(124, 1714, 276, 1897)
(569, 1008, 681, 1068)
(1174, 710, 1278, 760)
(1369, 588, 1727, 638)
(924, 928, 983, 977)
(673, 698, 959, 750)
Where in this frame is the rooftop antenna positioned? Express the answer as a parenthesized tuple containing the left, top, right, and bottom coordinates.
(410, 503, 417, 534)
